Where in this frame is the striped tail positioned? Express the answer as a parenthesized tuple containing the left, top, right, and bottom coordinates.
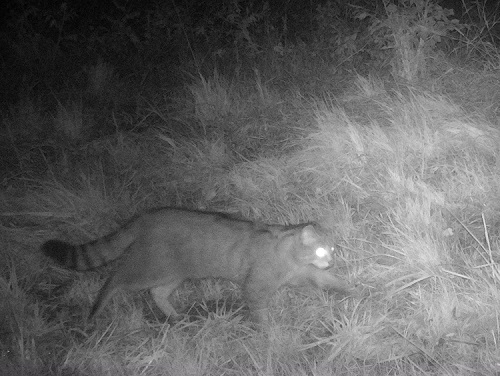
(42, 225, 137, 271)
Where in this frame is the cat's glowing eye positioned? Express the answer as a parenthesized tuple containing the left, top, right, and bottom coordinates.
(315, 247, 328, 258)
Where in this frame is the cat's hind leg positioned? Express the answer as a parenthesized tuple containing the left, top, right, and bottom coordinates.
(151, 282, 183, 320)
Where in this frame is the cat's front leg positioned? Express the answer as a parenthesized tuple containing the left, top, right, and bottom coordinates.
(304, 266, 353, 294)
(243, 277, 276, 326)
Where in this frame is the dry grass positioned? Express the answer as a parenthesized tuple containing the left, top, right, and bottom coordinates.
(2, 73, 500, 375)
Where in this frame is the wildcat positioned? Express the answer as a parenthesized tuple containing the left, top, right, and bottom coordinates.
(42, 208, 351, 324)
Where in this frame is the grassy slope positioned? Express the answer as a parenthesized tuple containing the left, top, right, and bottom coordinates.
(2, 69, 500, 375)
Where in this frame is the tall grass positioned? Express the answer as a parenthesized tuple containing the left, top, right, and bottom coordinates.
(3, 70, 500, 375)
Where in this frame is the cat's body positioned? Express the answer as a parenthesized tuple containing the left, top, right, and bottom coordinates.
(42, 208, 350, 324)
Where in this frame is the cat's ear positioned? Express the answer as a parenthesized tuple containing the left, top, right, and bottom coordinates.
(300, 225, 319, 246)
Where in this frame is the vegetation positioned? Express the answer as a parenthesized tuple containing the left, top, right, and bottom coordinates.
(2, 0, 500, 374)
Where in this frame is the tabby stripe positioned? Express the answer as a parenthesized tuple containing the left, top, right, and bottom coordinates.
(81, 245, 95, 269)
(70, 246, 79, 269)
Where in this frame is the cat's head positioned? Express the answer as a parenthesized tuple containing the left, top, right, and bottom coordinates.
(293, 225, 334, 269)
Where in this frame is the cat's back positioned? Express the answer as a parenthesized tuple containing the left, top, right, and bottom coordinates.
(142, 207, 258, 237)
(138, 208, 271, 279)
